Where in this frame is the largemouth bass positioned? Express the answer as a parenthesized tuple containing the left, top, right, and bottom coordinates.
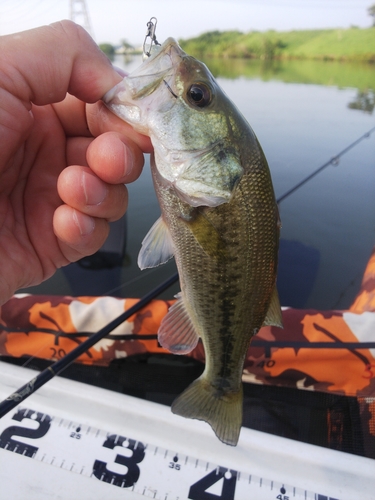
(104, 37, 282, 446)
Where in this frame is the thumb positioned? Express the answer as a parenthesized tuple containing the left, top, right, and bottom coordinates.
(0, 20, 121, 106)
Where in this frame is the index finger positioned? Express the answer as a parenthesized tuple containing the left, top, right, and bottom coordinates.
(86, 100, 153, 153)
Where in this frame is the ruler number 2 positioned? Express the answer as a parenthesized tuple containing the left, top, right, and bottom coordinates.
(0, 408, 51, 458)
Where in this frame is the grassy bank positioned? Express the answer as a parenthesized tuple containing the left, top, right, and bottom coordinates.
(179, 27, 375, 62)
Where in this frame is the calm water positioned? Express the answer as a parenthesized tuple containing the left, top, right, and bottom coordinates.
(26, 57, 375, 310)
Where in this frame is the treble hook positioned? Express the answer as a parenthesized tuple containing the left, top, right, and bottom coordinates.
(143, 17, 160, 58)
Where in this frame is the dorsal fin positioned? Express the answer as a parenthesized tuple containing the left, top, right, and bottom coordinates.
(158, 293, 200, 354)
(137, 217, 175, 270)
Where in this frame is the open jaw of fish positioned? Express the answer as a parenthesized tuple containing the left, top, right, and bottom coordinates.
(103, 37, 283, 446)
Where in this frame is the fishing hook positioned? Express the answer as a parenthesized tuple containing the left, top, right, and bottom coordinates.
(143, 17, 160, 58)
(142, 18, 176, 98)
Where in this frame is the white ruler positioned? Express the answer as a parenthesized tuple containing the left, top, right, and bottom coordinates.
(0, 406, 338, 500)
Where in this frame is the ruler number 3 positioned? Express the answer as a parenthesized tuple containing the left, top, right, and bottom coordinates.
(93, 434, 146, 488)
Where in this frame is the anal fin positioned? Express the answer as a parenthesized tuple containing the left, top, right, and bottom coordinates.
(158, 293, 199, 354)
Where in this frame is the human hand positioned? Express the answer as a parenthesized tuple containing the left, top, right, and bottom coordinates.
(0, 20, 152, 305)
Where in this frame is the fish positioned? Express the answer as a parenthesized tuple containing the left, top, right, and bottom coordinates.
(103, 37, 283, 446)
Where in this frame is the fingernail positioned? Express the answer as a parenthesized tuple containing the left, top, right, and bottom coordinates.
(123, 143, 135, 178)
(82, 172, 107, 205)
(73, 210, 95, 236)
(113, 65, 128, 78)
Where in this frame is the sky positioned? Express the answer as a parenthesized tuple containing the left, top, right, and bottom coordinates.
(0, 0, 373, 46)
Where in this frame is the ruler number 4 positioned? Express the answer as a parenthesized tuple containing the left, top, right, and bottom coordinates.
(189, 467, 237, 500)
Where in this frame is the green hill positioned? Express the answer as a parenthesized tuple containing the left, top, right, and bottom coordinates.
(179, 28, 375, 62)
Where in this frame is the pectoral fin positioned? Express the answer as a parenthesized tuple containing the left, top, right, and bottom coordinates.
(158, 293, 199, 354)
(262, 287, 283, 328)
(137, 217, 175, 270)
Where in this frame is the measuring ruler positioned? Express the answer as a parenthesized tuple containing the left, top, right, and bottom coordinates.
(0, 406, 339, 500)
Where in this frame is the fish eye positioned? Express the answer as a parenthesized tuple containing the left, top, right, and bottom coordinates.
(187, 83, 212, 108)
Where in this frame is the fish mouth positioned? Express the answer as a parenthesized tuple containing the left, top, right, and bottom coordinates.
(103, 38, 185, 130)
(103, 38, 184, 102)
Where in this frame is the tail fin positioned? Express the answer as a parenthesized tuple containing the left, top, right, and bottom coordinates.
(171, 377, 243, 446)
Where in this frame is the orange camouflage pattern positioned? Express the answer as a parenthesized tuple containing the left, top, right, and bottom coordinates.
(0, 295, 174, 366)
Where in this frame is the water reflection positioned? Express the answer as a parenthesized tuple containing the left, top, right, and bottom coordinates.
(196, 57, 375, 92)
(348, 90, 375, 114)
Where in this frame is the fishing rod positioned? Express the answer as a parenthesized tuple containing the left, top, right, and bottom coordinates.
(277, 125, 375, 204)
(0, 272, 179, 419)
